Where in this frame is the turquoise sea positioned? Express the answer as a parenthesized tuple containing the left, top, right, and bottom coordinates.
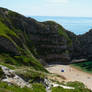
(31, 16, 92, 35)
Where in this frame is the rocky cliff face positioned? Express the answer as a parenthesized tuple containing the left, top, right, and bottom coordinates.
(0, 7, 72, 65)
(78, 29, 92, 60)
(66, 29, 92, 61)
(30, 21, 72, 64)
(0, 7, 92, 65)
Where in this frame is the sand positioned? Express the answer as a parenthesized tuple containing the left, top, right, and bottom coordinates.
(46, 64, 92, 90)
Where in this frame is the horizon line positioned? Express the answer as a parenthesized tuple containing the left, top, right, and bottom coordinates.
(26, 15, 92, 18)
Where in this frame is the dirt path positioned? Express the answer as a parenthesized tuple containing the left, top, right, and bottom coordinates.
(46, 65, 92, 90)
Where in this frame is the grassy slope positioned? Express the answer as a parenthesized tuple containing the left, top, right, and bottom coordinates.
(71, 61, 92, 73)
(52, 81, 92, 92)
(0, 21, 17, 37)
(0, 21, 19, 47)
(0, 82, 46, 92)
(0, 12, 47, 72)
(0, 80, 91, 92)
(0, 19, 47, 90)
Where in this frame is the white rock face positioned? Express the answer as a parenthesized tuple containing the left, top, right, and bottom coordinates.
(44, 78, 74, 92)
(0, 65, 31, 88)
(52, 83, 75, 89)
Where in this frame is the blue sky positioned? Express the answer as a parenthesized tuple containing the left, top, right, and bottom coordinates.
(0, 0, 92, 17)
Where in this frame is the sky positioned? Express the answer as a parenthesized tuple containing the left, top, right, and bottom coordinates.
(0, 0, 92, 17)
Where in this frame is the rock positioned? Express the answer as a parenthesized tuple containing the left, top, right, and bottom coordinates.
(71, 59, 87, 63)
(0, 65, 32, 88)
(66, 29, 92, 61)
(44, 78, 74, 92)
(0, 36, 19, 55)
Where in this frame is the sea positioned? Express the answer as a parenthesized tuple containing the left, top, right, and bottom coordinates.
(31, 16, 92, 35)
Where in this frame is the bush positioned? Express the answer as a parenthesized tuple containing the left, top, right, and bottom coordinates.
(32, 83, 46, 92)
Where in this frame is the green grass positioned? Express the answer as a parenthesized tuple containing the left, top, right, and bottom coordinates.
(0, 21, 20, 49)
(0, 82, 46, 92)
(0, 62, 16, 70)
(0, 81, 91, 92)
(0, 53, 47, 72)
(15, 66, 46, 84)
(32, 83, 46, 92)
(71, 61, 92, 73)
(0, 67, 4, 78)
(58, 25, 72, 46)
(0, 82, 33, 92)
(52, 81, 92, 92)
(15, 55, 47, 72)
(0, 54, 21, 66)
(66, 81, 85, 88)
(52, 87, 73, 92)
(0, 21, 18, 38)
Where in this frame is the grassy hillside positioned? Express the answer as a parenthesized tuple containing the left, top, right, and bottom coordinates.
(52, 81, 92, 92)
(0, 81, 91, 92)
(0, 9, 47, 73)
(72, 61, 92, 73)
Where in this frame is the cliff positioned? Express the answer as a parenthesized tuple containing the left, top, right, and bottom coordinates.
(66, 29, 92, 61)
(0, 7, 92, 66)
(0, 7, 72, 65)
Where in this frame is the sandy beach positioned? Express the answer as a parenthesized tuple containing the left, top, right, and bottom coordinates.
(46, 64, 92, 90)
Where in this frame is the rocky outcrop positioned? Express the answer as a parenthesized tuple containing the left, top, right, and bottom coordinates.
(78, 29, 92, 60)
(71, 59, 87, 63)
(66, 29, 92, 61)
(44, 78, 74, 92)
(0, 65, 75, 92)
(0, 36, 19, 55)
(31, 21, 71, 64)
(0, 65, 31, 88)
